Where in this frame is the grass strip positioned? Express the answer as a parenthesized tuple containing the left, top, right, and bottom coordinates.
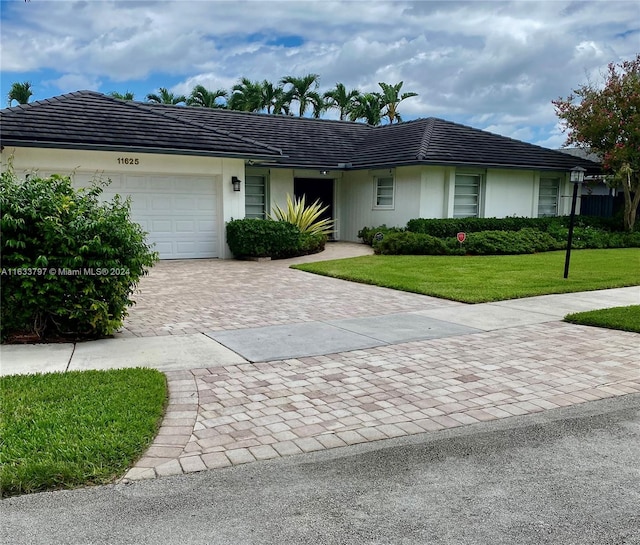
(293, 249, 639, 303)
(0, 368, 167, 497)
(564, 305, 640, 333)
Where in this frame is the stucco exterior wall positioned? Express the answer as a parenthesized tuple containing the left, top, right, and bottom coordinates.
(484, 169, 536, 218)
(336, 166, 576, 242)
(1, 146, 245, 258)
(267, 168, 294, 215)
(419, 166, 449, 218)
(338, 166, 423, 241)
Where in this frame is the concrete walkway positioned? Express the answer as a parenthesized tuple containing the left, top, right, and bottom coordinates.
(0, 242, 638, 482)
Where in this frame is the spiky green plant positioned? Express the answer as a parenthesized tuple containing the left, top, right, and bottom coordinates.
(270, 194, 334, 236)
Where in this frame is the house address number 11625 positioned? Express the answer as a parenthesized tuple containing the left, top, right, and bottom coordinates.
(117, 157, 140, 165)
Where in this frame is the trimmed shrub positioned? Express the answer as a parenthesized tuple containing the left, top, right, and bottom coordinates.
(463, 229, 561, 255)
(299, 231, 328, 255)
(374, 231, 457, 255)
(547, 224, 640, 249)
(226, 218, 301, 258)
(406, 217, 559, 237)
(358, 225, 404, 246)
(1, 172, 158, 341)
(406, 215, 628, 238)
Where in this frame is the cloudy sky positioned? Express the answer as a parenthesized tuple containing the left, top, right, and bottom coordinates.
(1, 0, 638, 148)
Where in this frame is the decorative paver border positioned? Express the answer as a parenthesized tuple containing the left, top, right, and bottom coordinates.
(124, 321, 640, 481)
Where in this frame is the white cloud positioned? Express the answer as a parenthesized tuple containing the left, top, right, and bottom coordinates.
(1, 0, 638, 146)
(43, 73, 102, 94)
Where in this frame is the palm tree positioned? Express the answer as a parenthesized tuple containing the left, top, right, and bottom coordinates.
(261, 80, 289, 115)
(348, 93, 383, 126)
(308, 91, 326, 119)
(7, 81, 33, 106)
(109, 91, 135, 101)
(228, 78, 265, 112)
(324, 83, 361, 120)
(187, 85, 228, 108)
(377, 81, 418, 124)
(146, 87, 187, 105)
(280, 73, 321, 117)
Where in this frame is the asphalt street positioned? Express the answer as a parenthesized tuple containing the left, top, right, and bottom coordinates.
(2, 394, 639, 545)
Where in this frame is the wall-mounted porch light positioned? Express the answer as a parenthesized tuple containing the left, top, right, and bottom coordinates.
(320, 170, 328, 176)
(231, 176, 242, 192)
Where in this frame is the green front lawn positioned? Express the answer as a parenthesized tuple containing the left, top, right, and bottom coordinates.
(293, 249, 640, 303)
(0, 368, 167, 497)
(565, 305, 640, 333)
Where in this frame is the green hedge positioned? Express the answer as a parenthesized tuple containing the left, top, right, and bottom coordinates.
(361, 217, 639, 256)
(464, 229, 561, 255)
(226, 219, 327, 259)
(1, 172, 158, 341)
(357, 225, 404, 245)
(374, 232, 460, 255)
(406, 216, 625, 238)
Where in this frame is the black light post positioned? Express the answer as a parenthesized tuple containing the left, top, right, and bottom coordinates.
(563, 166, 586, 279)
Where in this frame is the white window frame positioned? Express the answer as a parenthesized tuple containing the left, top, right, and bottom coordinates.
(453, 172, 484, 218)
(244, 173, 268, 219)
(538, 176, 561, 217)
(373, 175, 395, 210)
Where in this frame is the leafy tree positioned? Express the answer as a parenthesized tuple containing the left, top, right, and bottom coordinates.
(280, 73, 322, 117)
(261, 80, 289, 115)
(109, 91, 135, 101)
(187, 85, 227, 108)
(554, 55, 640, 231)
(378, 81, 418, 124)
(228, 78, 265, 112)
(348, 93, 383, 126)
(7, 81, 33, 106)
(324, 83, 361, 120)
(146, 87, 186, 105)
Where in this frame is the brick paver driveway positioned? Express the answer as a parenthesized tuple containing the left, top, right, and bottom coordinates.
(122, 243, 640, 480)
(120, 243, 461, 337)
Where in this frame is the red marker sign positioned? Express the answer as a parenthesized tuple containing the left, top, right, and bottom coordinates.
(457, 232, 466, 243)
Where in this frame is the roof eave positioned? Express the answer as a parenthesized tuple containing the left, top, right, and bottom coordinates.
(0, 140, 284, 161)
(348, 158, 603, 173)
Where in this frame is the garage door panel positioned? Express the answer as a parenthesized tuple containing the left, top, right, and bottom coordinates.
(151, 197, 172, 210)
(175, 220, 195, 232)
(150, 177, 175, 190)
(152, 242, 174, 255)
(151, 220, 173, 233)
(198, 220, 216, 232)
(73, 173, 218, 259)
(125, 176, 148, 190)
(175, 197, 197, 211)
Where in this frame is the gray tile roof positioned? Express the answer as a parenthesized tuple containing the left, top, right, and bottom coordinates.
(351, 118, 601, 172)
(0, 91, 283, 159)
(139, 102, 370, 168)
(1, 90, 601, 173)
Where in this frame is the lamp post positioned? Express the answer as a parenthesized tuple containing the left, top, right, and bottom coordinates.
(563, 166, 586, 279)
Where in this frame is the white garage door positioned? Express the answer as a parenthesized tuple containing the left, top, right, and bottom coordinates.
(75, 173, 218, 259)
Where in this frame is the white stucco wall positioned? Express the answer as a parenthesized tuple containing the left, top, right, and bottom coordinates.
(335, 166, 577, 242)
(419, 166, 449, 218)
(267, 168, 294, 215)
(1, 146, 245, 258)
(338, 166, 424, 241)
(484, 169, 537, 218)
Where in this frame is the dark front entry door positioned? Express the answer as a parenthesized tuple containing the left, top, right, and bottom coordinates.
(294, 178, 334, 225)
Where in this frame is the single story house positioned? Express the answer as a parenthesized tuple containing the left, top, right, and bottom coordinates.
(0, 90, 600, 259)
